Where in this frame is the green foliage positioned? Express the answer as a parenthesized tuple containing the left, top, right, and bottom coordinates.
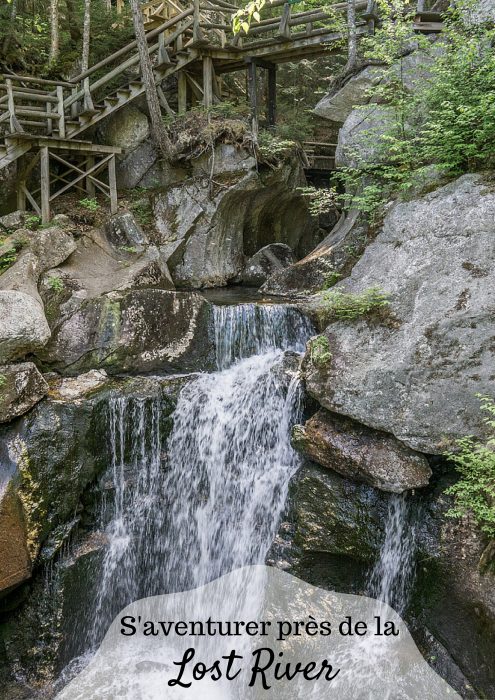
(298, 185, 339, 217)
(321, 270, 341, 289)
(319, 286, 390, 321)
(25, 215, 41, 230)
(79, 197, 99, 212)
(258, 131, 298, 159)
(309, 335, 332, 367)
(47, 276, 64, 293)
(0, 248, 18, 274)
(0, 373, 6, 393)
(336, 1, 495, 219)
(445, 396, 495, 538)
(232, 0, 265, 35)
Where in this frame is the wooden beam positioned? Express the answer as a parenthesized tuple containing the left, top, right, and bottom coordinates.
(40, 146, 50, 225)
(86, 155, 95, 196)
(203, 56, 214, 108)
(178, 70, 188, 114)
(247, 59, 258, 139)
(267, 62, 276, 126)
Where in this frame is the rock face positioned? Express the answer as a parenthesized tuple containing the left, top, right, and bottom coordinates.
(0, 291, 51, 363)
(152, 148, 316, 288)
(262, 209, 370, 297)
(98, 104, 149, 151)
(292, 410, 431, 493)
(0, 225, 77, 363)
(38, 289, 214, 375)
(0, 363, 48, 423)
(335, 104, 395, 168)
(240, 243, 295, 287)
(0, 477, 32, 595)
(305, 174, 495, 453)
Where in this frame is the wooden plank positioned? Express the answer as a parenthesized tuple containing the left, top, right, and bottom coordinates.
(267, 62, 276, 126)
(247, 59, 258, 139)
(2, 74, 74, 88)
(178, 71, 188, 114)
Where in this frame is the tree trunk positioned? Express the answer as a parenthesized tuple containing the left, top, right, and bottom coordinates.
(2, 0, 18, 56)
(129, 0, 174, 160)
(65, 0, 82, 44)
(82, 0, 91, 72)
(49, 0, 60, 63)
(345, 0, 358, 73)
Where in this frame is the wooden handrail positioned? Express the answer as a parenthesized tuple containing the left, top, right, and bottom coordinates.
(1, 73, 74, 87)
(70, 8, 193, 84)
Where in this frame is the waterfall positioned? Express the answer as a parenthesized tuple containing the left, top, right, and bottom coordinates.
(367, 493, 417, 615)
(88, 302, 313, 647)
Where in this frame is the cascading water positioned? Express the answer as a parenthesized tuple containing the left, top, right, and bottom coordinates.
(87, 301, 313, 648)
(367, 493, 417, 615)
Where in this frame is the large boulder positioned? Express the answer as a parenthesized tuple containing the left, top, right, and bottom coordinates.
(292, 410, 431, 493)
(304, 174, 495, 453)
(315, 49, 438, 125)
(98, 104, 149, 151)
(152, 149, 316, 288)
(0, 291, 51, 363)
(335, 104, 396, 169)
(0, 363, 48, 423)
(240, 243, 295, 287)
(37, 289, 214, 375)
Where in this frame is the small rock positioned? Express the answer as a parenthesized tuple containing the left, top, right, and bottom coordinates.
(0, 210, 25, 231)
(51, 213, 71, 227)
(292, 410, 431, 493)
(50, 369, 109, 401)
(0, 362, 48, 423)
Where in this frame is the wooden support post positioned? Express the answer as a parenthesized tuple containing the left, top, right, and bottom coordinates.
(178, 70, 187, 114)
(16, 156, 26, 212)
(203, 56, 214, 108)
(86, 155, 96, 196)
(46, 101, 53, 136)
(278, 3, 291, 38)
(267, 63, 276, 126)
(247, 59, 258, 140)
(193, 0, 203, 42)
(40, 147, 50, 225)
(6, 79, 22, 133)
(109, 154, 118, 215)
(417, 0, 425, 11)
(158, 32, 171, 64)
(57, 86, 66, 139)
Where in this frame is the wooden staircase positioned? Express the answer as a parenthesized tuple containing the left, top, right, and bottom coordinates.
(0, 0, 445, 221)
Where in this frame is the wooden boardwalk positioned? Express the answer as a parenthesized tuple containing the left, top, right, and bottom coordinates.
(0, 0, 444, 222)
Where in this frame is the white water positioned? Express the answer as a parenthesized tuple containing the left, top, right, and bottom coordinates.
(367, 494, 417, 615)
(88, 302, 313, 647)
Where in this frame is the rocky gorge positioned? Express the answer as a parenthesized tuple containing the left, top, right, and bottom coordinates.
(0, 45, 494, 700)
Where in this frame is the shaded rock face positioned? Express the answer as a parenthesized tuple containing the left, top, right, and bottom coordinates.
(98, 104, 149, 151)
(0, 375, 189, 684)
(305, 175, 495, 453)
(292, 410, 431, 493)
(262, 209, 370, 297)
(152, 150, 317, 288)
(37, 289, 214, 375)
(240, 243, 295, 287)
(0, 363, 48, 424)
(412, 476, 495, 697)
(0, 478, 32, 595)
(336, 104, 395, 169)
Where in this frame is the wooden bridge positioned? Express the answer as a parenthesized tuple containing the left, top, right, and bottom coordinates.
(0, 0, 444, 223)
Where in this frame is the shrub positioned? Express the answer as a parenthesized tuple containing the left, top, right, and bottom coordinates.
(309, 335, 332, 367)
(79, 197, 100, 212)
(48, 276, 64, 293)
(445, 396, 495, 538)
(319, 286, 390, 322)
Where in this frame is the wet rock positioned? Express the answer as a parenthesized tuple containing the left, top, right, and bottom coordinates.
(305, 174, 495, 453)
(37, 289, 214, 375)
(292, 462, 388, 562)
(0, 478, 32, 596)
(292, 410, 431, 493)
(0, 363, 48, 423)
(240, 243, 295, 287)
